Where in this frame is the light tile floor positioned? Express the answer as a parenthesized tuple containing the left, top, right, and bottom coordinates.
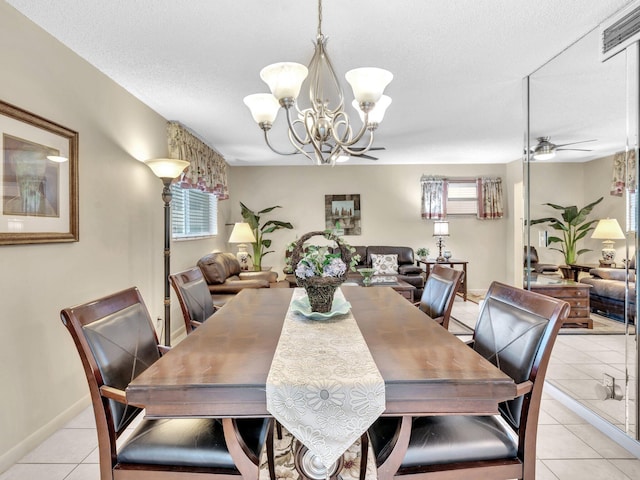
(2, 298, 640, 480)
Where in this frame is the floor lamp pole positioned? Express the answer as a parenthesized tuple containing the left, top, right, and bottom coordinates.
(161, 179, 172, 347)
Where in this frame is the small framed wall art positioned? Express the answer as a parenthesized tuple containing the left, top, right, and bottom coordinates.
(325, 194, 361, 235)
(0, 100, 79, 245)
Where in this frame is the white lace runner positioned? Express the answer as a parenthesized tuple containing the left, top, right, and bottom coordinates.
(266, 288, 386, 469)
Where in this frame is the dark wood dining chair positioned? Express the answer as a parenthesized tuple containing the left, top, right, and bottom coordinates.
(415, 264, 464, 329)
(169, 267, 217, 334)
(368, 281, 570, 480)
(60, 286, 270, 480)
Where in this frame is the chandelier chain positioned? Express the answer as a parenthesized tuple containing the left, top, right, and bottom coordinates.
(317, 0, 323, 39)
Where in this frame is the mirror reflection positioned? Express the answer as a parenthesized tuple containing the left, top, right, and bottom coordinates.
(526, 28, 638, 439)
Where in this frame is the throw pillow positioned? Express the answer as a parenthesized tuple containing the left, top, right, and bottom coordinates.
(371, 253, 399, 275)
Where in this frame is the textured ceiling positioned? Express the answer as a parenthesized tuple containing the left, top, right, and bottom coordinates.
(5, 0, 636, 166)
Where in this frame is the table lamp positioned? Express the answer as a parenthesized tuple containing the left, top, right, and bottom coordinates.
(591, 218, 625, 264)
(433, 221, 449, 262)
(229, 222, 256, 270)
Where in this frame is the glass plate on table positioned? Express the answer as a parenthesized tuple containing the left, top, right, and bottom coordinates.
(290, 296, 352, 320)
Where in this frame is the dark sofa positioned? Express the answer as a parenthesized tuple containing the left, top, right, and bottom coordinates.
(579, 267, 636, 323)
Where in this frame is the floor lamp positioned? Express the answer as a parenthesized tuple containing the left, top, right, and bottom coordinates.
(144, 158, 190, 346)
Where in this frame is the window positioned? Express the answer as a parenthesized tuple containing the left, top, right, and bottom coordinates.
(446, 180, 478, 215)
(627, 188, 637, 232)
(171, 185, 218, 239)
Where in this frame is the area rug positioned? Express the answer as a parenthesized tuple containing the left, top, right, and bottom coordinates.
(258, 426, 376, 480)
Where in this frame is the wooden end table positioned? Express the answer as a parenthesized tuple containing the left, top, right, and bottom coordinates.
(417, 259, 468, 301)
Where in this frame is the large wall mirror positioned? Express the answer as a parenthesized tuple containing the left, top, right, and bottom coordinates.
(524, 27, 639, 441)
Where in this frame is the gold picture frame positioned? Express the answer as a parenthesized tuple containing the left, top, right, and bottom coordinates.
(0, 100, 78, 245)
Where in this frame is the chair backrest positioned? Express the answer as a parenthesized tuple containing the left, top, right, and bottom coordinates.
(60, 287, 161, 458)
(418, 264, 464, 329)
(170, 267, 216, 333)
(524, 245, 539, 266)
(472, 282, 569, 436)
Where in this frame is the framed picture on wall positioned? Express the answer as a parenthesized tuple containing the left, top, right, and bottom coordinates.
(325, 194, 361, 235)
(0, 100, 79, 245)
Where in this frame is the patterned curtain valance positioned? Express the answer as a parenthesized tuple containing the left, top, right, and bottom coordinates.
(477, 177, 504, 219)
(610, 149, 637, 196)
(167, 121, 229, 199)
(420, 175, 447, 219)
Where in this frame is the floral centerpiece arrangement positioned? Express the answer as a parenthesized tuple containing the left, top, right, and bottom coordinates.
(289, 230, 359, 313)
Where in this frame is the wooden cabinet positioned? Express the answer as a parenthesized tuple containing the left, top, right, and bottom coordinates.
(529, 280, 592, 328)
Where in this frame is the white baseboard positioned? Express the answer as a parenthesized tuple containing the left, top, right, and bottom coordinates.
(0, 394, 91, 474)
(544, 381, 640, 459)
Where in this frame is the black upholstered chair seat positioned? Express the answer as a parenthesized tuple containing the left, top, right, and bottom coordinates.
(369, 416, 517, 469)
(119, 417, 267, 470)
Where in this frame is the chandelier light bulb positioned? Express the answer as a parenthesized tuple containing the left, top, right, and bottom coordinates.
(345, 67, 393, 104)
(243, 93, 280, 125)
(352, 95, 392, 127)
(260, 62, 309, 101)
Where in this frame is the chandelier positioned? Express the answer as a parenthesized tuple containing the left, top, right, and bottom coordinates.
(243, 0, 393, 166)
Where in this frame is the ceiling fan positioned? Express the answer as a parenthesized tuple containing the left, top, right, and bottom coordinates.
(530, 136, 596, 160)
(298, 145, 386, 163)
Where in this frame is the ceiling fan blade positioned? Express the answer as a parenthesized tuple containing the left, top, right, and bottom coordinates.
(554, 139, 597, 148)
(350, 146, 386, 152)
(556, 148, 593, 152)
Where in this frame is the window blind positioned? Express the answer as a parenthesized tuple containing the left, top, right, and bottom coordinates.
(171, 185, 217, 238)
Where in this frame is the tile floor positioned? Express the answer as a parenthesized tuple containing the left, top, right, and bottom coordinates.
(2, 298, 640, 480)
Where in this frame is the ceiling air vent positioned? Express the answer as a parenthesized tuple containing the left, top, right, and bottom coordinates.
(601, 2, 640, 61)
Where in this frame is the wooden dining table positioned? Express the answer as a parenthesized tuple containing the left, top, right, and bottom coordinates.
(126, 286, 516, 478)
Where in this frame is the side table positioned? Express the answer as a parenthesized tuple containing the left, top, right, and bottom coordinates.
(528, 277, 592, 328)
(416, 259, 468, 301)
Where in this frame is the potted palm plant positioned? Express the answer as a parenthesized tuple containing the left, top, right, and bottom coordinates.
(240, 202, 293, 271)
(530, 197, 603, 273)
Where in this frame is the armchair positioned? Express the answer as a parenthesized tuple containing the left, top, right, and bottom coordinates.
(198, 252, 278, 307)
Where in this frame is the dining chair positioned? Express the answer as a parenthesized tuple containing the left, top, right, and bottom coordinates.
(368, 281, 570, 480)
(60, 286, 270, 480)
(169, 267, 217, 334)
(415, 264, 464, 329)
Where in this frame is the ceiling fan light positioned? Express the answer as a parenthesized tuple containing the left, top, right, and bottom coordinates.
(243, 93, 280, 124)
(260, 62, 308, 101)
(352, 95, 392, 125)
(533, 150, 555, 160)
(345, 67, 393, 104)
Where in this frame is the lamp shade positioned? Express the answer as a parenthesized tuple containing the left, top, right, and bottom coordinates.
(345, 67, 393, 104)
(144, 158, 190, 179)
(228, 222, 256, 244)
(243, 93, 280, 124)
(591, 218, 625, 239)
(352, 95, 392, 125)
(433, 221, 449, 237)
(260, 62, 308, 101)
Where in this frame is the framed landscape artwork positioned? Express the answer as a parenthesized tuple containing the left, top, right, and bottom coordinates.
(325, 194, 361, 235)
(0, 100, 79, 245)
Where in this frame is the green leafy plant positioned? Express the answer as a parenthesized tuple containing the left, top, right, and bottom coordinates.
(240, 202, 293, 270)
(530, 197, 603, 265)
(416, 247, 430, 258)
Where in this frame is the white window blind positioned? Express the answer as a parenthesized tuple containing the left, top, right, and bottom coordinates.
(627, 189, 637, 232)
(171, 185, 217, 239)
(446, 180, 478, 215)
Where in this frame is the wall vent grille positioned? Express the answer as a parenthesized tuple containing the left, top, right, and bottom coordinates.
(601, 3, 640, 60)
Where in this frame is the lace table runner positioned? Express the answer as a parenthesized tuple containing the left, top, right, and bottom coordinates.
(266, 288, 386, 469)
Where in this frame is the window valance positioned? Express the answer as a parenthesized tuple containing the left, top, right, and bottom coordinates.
(167, 121, 229, 199)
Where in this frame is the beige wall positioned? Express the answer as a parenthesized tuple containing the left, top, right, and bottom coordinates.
(529, 155, 632, 266)
(228, 164, 514, 291)
(0, 3, 228, 470)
